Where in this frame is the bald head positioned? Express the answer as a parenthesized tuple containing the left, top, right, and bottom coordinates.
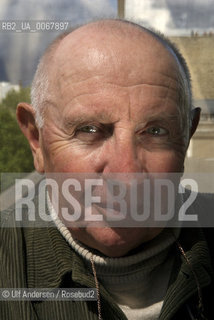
(31, 19, 192, 134)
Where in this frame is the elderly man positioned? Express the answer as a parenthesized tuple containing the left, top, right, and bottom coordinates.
(1, 19, 214, 320)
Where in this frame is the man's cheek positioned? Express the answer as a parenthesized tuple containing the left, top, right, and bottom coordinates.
(146, 151, 185, 173)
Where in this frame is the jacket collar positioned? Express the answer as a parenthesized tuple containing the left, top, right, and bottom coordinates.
(160, 228, 213, 319)
(24, 223, 97, 289)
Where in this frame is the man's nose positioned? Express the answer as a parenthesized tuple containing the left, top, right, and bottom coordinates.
(101, 139, 145, 173)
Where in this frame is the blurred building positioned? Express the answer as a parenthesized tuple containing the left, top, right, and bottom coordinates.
(171, 36, 214, 162)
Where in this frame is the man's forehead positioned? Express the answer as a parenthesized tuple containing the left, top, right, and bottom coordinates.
(47, 20, 180, 116)
(52, 24, 177, 93)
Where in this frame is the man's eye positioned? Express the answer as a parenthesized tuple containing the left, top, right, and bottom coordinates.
(74, 124, 110, 143)
(78, 125, 98, 134)
(146, 127, 168, 136)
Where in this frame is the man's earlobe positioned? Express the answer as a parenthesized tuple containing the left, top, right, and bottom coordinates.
(190, 107, 201, 138)
(16, 103, 44, 173)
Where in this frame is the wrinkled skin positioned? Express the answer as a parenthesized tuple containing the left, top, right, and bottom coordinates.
(17, 21, 200, 257)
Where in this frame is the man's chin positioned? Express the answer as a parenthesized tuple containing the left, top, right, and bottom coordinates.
(69, 226, 163, 258)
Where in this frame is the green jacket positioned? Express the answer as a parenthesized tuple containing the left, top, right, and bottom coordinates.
(0, 201, 214, 320)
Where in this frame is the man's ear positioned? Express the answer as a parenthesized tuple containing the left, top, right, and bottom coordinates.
(16, 103, 45, 173)
(190, 107, 201, 138)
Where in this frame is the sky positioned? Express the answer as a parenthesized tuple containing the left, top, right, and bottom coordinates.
(0, 0, 117, 85)
(126, 0, 214, 35)
(0, 0, 213, 85)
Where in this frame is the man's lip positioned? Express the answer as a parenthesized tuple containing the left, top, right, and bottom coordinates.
(92, 204, 126, 222)
(93, 202, 126, 211)
(92, 202, 146, 216)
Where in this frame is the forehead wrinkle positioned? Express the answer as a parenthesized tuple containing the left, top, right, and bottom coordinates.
(57, 66, 179, 92)
(63, 79, 179, 93)
(162, 78, 173, 109)
(60, 79, 178, 106)
(56, 68, 179, 102)
(156, 77, 181, 119)
(103, 82, 178, 92)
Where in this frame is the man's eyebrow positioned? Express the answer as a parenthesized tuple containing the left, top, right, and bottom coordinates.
(63, 113, 114, 128)
(63, 112, 181, 129)
(144, 113, 181, 124)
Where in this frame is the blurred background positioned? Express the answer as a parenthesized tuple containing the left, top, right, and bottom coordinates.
(0, 0, 214, 201)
